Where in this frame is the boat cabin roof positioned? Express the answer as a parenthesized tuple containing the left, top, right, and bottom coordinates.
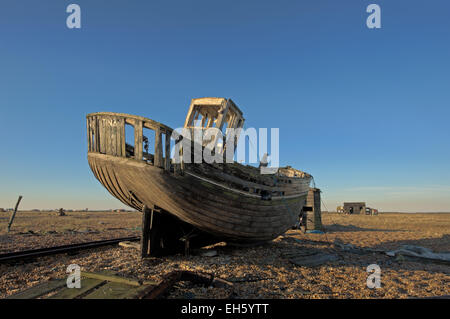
(184, 97, 245, 132)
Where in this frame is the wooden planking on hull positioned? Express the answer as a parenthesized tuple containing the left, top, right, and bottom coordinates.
(88, 153, 309, 241)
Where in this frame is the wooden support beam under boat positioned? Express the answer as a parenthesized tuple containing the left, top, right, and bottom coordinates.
(141, 205, 151, 258)
(140, 206, 173, 257)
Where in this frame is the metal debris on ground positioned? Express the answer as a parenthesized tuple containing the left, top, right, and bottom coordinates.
(386, 245, 450, 265)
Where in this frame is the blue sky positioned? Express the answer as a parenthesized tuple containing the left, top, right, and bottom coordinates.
(1, 0, 449, 212)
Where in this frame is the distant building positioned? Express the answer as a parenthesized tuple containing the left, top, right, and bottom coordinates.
(365, 207, 378, 215)
(343, 202, 366, 214)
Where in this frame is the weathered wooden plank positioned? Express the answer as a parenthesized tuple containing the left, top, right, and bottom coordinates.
(183, 100, 197, 127)
(81, 271, 142, 287)
(154, 127, 163, 168)
(49, 278, 104, 299)
(120, 118, 126, 157)
(87, 112, 173, 133)
(83, 281, 147, 299)
(110, 118, 116, 156)
(87, 118, 91, 151)
(104, 118, 111, 154)
(141, 205, 151, 258)
(164, 132, 171, 171)
(134, 120, 143, 161)
(91, 118, 96, 152)
(90, 118, 96, 152)
(106, 118, 113, 155)
(98, 118, 103, 153)
(94, 116, 99, 152)
(115, 117, 120, 156)
(101, 118, 108, 154)
(6, 279, 66, 299)
(143, 121, 158, 131)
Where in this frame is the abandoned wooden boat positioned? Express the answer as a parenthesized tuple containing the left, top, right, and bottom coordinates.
(86, 98, 312, 255)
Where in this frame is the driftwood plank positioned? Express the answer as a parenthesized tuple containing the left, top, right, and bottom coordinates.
(49, 278, 104, 299)
(83, 281, 149, 299)
(6, 279, 66, 299)
(81, 271, 142, 287)
(119, 241, 140, 250)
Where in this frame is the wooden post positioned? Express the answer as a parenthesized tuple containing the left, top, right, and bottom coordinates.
(141, 205, 151, 258)
(7, 195, 23, 232)
(164, 130, 171, 172)
(134, 120, 143, 161)
(184, 239, 190, 257)
(216, 100, 229, 132)
(120, 118, 126, 157)
(154, 128, 163, 168)
(98, 118, 105, 153)
(94, 116, 99, 152)
(87, 118, 91, 152)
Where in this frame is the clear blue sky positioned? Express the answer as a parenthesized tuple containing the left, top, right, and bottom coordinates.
(1, 0, 449, 212)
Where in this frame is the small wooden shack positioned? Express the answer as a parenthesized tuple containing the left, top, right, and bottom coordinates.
(343, 202, 366, 214)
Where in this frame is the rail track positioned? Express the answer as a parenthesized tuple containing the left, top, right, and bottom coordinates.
(0, 236, 140, 264)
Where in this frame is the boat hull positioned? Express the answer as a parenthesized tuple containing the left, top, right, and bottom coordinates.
(88, 152, 309, 243)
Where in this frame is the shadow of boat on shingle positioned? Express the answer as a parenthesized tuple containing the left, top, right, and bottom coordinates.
(325, 224, 407, 233)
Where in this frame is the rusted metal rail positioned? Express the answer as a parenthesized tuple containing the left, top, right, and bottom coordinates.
(0, 236, 140, 264)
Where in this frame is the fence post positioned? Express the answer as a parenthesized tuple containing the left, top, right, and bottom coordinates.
(7, 196, 23, 232)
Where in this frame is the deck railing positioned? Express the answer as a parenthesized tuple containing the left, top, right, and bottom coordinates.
(86, 112, 174, 172)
